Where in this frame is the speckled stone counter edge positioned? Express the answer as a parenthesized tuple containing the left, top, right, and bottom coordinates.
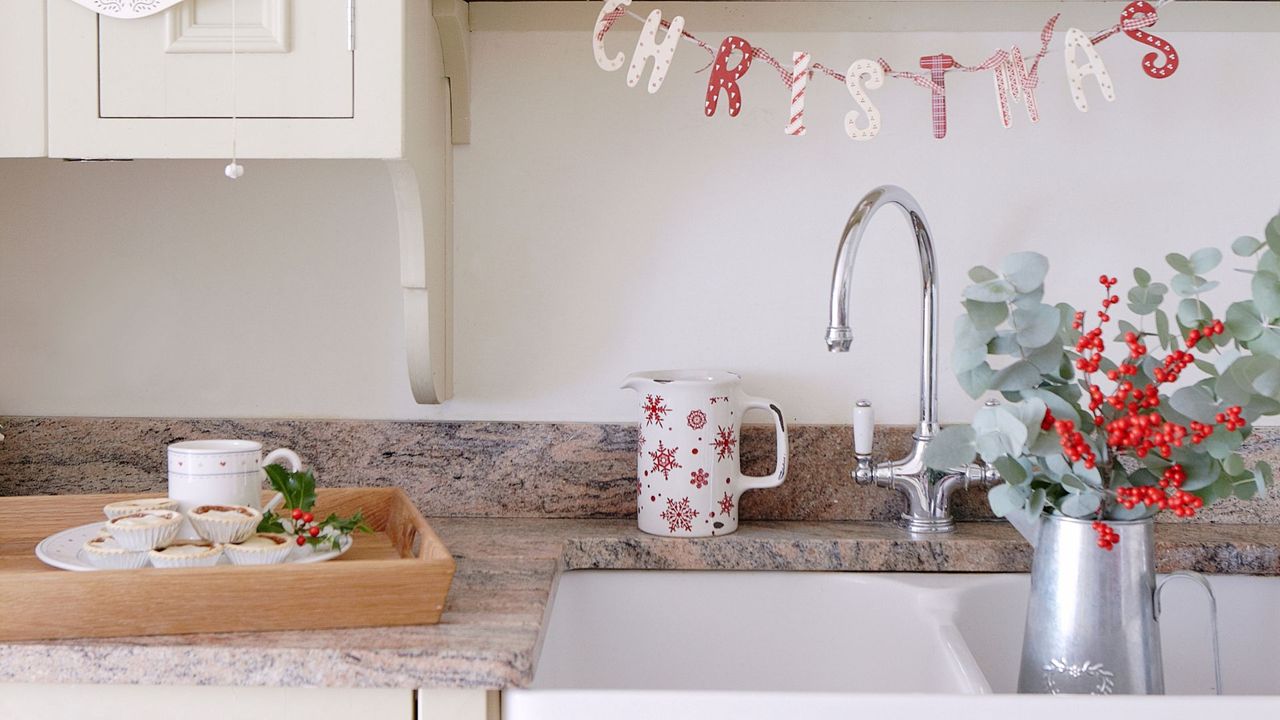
(2, 418, 1278, 524)
(2, 518, 1279, 690)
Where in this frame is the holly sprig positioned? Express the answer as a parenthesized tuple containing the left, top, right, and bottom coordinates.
(258, 464, 372, 551)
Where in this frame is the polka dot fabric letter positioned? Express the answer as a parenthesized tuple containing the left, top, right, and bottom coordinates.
(1122, 1, 1178, 79)
(1064, 28, 1116, 112)
(705, 36, 754, 118)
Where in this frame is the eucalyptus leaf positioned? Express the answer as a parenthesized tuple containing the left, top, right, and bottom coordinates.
(1155, 309, 1171, 350)
(1252, 270, 1280, 318)
(955, 316, 997, 350)
(987, 332, 1020, 356)
(1262, 250, 1280, 277)
(1177, 298, 1212, 327)
(964, 299, 1009, 331)
(1233, 236, 1263, 257)
(952, 345, 988, 373)
(1059, 491, 1103, 518)
(1002, 251, 1049, 293)
(1217, 356, 1267, 406)
(922, 426, 978, 470)
(1190, 247, 1223, 274)
(1169, 385, 1219, 424)
(1267, 216, 1280, 254)
(1133, 266, 1152, 287)
(969, 265, 999, 283)
(989, 483, 1028, 518)
(991, 360, 1042, 392)
(973, 403, 1029, 452)
(1013, 304, 1061, 349)
(957, 363, 996, 399)
(1059, 473, 1091, 493)
(1128, 283, 1167, 307)
(1166, 253, 1195, 275)
(964, 278, 1018, 303)
(1226, 300, 1264, 342)
(1172, 273, 1218, 298)
(994, 456, 1028, 486)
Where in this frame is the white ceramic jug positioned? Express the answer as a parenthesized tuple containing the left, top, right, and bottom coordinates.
(621, 370, 788, 537)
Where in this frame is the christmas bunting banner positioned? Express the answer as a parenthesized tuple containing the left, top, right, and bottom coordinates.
(592, 0, 1180, 138)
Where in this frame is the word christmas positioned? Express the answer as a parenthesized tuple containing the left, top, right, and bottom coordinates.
(591, 0, 1180, 139)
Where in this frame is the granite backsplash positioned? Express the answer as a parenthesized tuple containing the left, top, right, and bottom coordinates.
(1, 417, 1277, 523)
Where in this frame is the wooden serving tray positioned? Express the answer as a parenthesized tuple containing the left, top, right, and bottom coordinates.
(0, 488, 455, 641)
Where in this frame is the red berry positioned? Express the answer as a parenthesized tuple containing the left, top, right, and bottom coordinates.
(302, 512, 314, 523)
(291, 508, 304, 520)
(295, 535, 306, 546)
(308, 526, 321, 537)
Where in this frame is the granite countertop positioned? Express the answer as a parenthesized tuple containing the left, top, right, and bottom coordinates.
(3, 518, 1280, 690)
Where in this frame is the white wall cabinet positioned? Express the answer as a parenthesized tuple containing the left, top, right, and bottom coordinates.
(31, 0, 468, 404)
(48, 0, 399, 159)
(0, 0, 47, 157)
(98, 0, 353, 120)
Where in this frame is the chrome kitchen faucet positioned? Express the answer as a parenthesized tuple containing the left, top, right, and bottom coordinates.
(826, 185, 997, 533)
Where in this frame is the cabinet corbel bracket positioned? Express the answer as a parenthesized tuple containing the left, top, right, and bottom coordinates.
(432, 0, 470, 145)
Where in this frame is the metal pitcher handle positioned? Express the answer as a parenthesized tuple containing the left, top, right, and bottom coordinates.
(1155, 570, 1222, 695)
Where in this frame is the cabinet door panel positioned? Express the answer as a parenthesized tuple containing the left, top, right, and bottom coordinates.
(98, 0, 352, 118)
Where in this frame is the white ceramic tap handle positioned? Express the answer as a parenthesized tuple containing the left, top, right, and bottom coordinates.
(854, 400, 874, 456)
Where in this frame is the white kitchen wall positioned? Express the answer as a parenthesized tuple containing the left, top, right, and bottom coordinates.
(1, 17, 1278, 425)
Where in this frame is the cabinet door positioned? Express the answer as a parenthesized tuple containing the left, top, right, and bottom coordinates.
(99, 0, 352, 119)
(0, 0, 46, 156)
(47, 0, 403, 159)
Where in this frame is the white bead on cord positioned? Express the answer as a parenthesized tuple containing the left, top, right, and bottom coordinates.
(224, 0, 244, 180)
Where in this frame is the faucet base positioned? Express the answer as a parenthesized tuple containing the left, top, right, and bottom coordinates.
(899, 514, 956, 534)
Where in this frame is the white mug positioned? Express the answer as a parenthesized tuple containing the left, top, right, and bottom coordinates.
(167, 439, 301, 538)
(621, 370, 788, 537)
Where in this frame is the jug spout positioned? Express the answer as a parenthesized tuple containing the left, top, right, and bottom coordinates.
(1006, 510, 1043, 547)
(620, 373, 646, 392)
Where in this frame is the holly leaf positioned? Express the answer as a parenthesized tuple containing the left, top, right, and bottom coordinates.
(264, 464, 318, 512)
(257, 511, 286, 534)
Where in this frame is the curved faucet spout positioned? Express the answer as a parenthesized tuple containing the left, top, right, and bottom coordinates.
(826, 185, 940, 440)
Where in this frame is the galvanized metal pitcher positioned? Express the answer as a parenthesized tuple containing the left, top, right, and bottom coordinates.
(1008, 514, 1221, 695)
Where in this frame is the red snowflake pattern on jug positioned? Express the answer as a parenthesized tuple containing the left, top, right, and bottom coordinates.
(661, 496, 699, 533)
(637, 430, 646, 457)
(642, 394, 670, 427)
(718, 492, 735, 517)
(686, 409, 707, 430)
(690, 468, 710, 489)
(648, 440, 682, 480)
(712, 426, 738, 461)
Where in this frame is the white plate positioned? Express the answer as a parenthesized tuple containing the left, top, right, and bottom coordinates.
(35, 522, 352, 572)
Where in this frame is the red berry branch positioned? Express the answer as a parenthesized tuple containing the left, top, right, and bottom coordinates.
(1061, 275, 1244, 549)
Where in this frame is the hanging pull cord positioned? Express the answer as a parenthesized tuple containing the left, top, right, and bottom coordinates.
(224, 0, 244, 180)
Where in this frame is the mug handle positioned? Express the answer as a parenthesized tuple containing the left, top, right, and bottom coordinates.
(737, 397, 789, 491)
(261, 448, 303, 513)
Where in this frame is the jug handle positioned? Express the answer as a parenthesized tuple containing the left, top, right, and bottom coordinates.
(1155, 570, 1222, 695)
(737, 397, 788, 491)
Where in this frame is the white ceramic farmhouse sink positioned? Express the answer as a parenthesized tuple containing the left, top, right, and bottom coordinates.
(503, 571, 1280, 720)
